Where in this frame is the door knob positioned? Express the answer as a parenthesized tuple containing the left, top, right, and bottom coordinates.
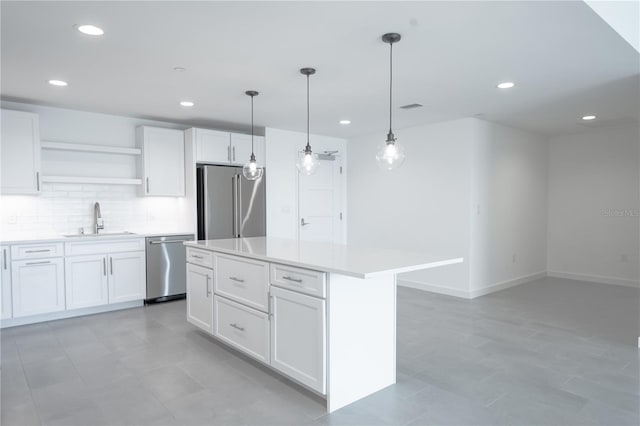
(301, 218, 311, 226)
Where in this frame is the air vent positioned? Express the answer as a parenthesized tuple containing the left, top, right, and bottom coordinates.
(400, 103, 423, 110)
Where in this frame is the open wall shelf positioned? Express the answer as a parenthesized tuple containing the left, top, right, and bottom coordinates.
(41, 176, 142, 185)
(41, 141, 142, 156)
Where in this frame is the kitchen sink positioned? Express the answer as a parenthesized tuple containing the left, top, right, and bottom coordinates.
(64, 231, 136, 238)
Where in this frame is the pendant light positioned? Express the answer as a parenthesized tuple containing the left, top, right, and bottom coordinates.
(242, 90, 264, 181)
(376, 33, 405, 170)
(296, 67, 319, 175)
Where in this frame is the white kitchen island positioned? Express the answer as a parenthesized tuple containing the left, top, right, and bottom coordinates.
(184, 237, 463, 412)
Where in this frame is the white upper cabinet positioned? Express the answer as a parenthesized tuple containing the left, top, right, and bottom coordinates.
(193, 128, 264, 167)
(138, 126, 185, 196)
(1, 109, 41, 194)
(195, 128, 231, 164)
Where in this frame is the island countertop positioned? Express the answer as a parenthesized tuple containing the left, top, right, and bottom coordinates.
(185, 237, 463, 279)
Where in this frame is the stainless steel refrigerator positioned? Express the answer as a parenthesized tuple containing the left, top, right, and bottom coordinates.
(196, 165, 266, 240)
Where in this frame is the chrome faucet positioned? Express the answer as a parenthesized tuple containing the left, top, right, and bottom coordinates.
(94, 202, 104, 234)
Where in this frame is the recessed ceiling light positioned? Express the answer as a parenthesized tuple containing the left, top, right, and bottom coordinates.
(339, 120, 351, 125)
(497, 82, 515, 89)
(173, 67, 186, 72)
(179, 101, 195, 107)
(582, 115, 596, 121)
(48, 79, 68, 87)
(76, 24, 104, 36)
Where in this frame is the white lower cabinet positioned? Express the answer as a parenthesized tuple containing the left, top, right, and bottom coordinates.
(1, 246, 12, 319)
(108, 251, 146, 303)
(65, 255, 109, 309)
(214, 295, 270, 363)
(12, 258, 65, 317)
(186, 263, 213, 333)
(270, 286, 326, 394)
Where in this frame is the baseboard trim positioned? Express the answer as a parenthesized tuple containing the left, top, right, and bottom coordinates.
(547, 271, 640, 288)
(398, 279, 472, 299)
(469, 271, 547, 299)
(1, 300, 144, 328)
(398, 271, 546, 299)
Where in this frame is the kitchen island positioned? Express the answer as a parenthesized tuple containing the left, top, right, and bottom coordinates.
(184, 237, 463, 412)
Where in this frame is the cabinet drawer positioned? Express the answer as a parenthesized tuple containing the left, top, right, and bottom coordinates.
(214, 295, 269, 364)
(270, 264, 326, 298)
(215, 254, 268, 311)
(12, 242, 63, 260)
(186, 247, 214, 268)
(64, 238, 145, 256)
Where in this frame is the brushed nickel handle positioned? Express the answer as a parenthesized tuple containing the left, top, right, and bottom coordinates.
(282, 276, 303, 283)
(110, 257, 113, 275)
(232, 146, 236, 162)
(227, 145, 231, 161)
(229, 323, 245, 331)
(36, 172, 40, 191)
(301, 218, 310, 227)
(206, 275, 212, 297)
(191, 254, 204, 259)
(26, 260, 50, 266)
(146, 177, 150, 193)
(25, 249, 51, 253)
(2, 249, 6, 270)
(103, 257, 107, 276)
(229, 277, 244, 283)
(149, 240, 190, 245)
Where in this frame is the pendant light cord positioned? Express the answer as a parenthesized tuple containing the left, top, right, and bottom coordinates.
(250, 94, 255, 156)
(389, 41, 393, 134)
(306, 73, 311, 149)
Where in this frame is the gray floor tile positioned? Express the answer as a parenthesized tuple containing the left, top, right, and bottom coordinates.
(139, 364, 204, 402)
(23, 357, 81, 390)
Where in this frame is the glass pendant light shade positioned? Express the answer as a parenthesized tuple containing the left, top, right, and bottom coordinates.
(376, 136, 405, 171)
(296, 146, 319, 175)
(243, 153, 264, 180)
(242, 90, 264, 181)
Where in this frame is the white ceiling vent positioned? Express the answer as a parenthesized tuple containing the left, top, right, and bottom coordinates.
(400, 103, 423, 110)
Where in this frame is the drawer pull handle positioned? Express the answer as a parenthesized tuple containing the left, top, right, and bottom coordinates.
(191, 255, 204, 259)
(206, 276, 212, 297)
(282, 276, 303, 283)
(25, 249, 51, 253)
(229, 323, 245, 331)
(25, 260, 51, 266)
(229, 277, 245, 283)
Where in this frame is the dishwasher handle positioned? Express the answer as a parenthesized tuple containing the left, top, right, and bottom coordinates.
(149, 240, 191, 245)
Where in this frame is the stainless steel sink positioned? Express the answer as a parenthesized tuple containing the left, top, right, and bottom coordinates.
(64, 232, 136, 238)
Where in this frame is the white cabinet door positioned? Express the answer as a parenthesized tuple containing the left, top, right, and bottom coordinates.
(11, 258, 65, 317)
(139, 126, 185, 196)
(186, 263, 213, 333)
(1, 109, 41, 194)
(230, 133, 252, 166)
(108, 251, 146, 303)
(270, 286, 326, 394)
(195, 129, 231, 164)
(65, 255, 109, 309)
(1, 246, 12, 319)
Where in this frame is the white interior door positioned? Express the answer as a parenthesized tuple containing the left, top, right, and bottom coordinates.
(298, 154, 344, 243)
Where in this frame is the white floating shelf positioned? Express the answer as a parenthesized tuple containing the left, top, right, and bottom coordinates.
(41, 141, 142, 156)
(41, 176, 142, 185)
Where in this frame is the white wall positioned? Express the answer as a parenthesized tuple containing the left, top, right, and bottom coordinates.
(264, 128, 347, 241)
(547, 125, 640, 287)
(347, 117, 549, 298)
(0, 101, 193, 237)
(470, 121, 548, 297)
(347, 118, 476, 296)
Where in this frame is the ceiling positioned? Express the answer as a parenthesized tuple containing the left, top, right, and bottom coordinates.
(1, 1, 638, 138)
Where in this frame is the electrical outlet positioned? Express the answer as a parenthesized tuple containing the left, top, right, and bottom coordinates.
(7, 216, 17, 224)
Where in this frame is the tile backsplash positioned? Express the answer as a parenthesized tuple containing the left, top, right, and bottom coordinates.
(1, 183, 192, 236)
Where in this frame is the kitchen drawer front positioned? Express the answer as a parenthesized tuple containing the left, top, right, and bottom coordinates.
(186, 247, 214, 269)
(64, 238, 145, 256)
(215, 254, 269, 311)
(214, 295, 269, 364)
(270, 263, 326, 298)
(11, 242, 63, 260)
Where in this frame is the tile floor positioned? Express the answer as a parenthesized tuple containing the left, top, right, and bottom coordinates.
(1, 277, 638, 426)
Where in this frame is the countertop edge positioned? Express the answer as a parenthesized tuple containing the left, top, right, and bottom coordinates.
(0, 231, 195, 245)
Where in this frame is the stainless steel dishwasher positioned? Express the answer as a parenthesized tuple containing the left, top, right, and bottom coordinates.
(145, 234, 194, 302)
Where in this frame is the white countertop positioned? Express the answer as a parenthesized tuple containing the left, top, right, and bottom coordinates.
(0, 230, 194, 245)
(185, 237, 463, 279)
